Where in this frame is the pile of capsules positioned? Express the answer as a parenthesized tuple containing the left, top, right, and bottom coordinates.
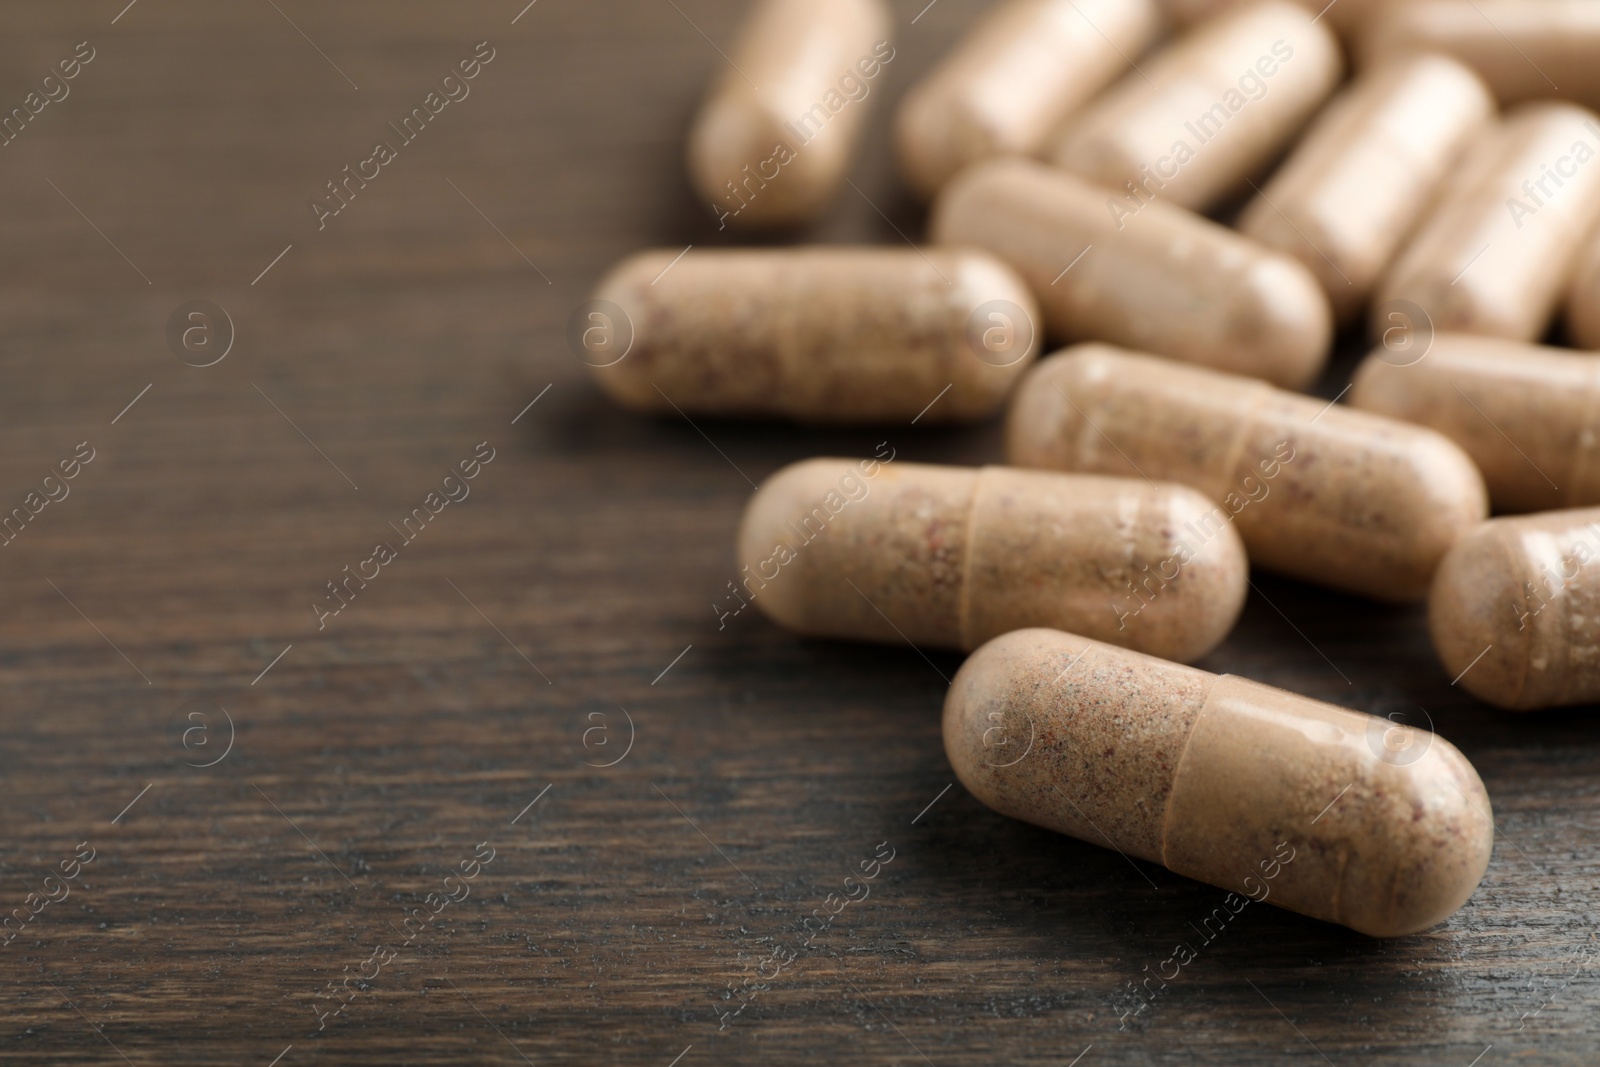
(578, 0, 1600, 938)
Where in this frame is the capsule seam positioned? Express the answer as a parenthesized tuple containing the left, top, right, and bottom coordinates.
(1215, 385, 1276, 502)
(955, 468, 990, 651)
(1155, 673, 1216, 868)
(1499, 527, 1540, 708)
(1536, 523, 1589, 708)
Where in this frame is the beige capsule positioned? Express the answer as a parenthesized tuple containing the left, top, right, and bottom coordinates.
(1006, 344, 1489, 602)
(930, 159, 1331, 388)
(1160, 0, 1385, 40)
(584, 247, 1039, 422)
(1238, 55, 1494, 323)
(1373, 102, 1600, 342)
(1361, 1, 1600, 111)
(1050, 0, 1342, 212)
(1431, 508, 1600, 710)
(736, 459, 1248, 662)
(1350, 334, 1600, 513)
(686, 0, 892, 229)
(945, 628, 1494, 937)
(893, 0, 1160, 200)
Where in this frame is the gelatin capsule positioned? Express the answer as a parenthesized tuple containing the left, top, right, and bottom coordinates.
(1431, 508, 1600, 710)
(583, 247, 1038, 422)
(1373, 102, 1600, 342)
(736, 459, 1248, 662)
(1160, 0, 1384, 41)
(1238, 55, 1493, 323)
(1050, 0, 1341, 212)
(930, 159, 1331, 389)
(686, 0, 892, 229)
(894, 0, 1160, 199)
(1006, 343, 1488, 601)
(1361, 0, 1600, 111)
(945, 628, 1494, 936)
(1350, 334, 1600, 514)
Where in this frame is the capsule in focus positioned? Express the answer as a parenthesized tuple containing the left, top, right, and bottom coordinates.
(945, 628, 1494, 936)
(894, 0, 1160, 199)
(1238, 55, 1493, 323)
(686, 0, 892, 229)
(1006, 344, 1489, 601)
(1050, 0, 1342, 212)
(1350, 334, 1600, 513)
(1431, 508, 1600, 710)
(582, 247, 1039, 422)
(1373, 102, 1600, 342)
(736, 459, 1248, 662)
(1361, 0, 1600, 111)
(930, 159, 1331, 389)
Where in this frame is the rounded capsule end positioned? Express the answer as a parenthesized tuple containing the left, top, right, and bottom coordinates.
(1146, 485, 1251, 663)
(686, 97, 841, 229)
(893, 82, 980, 202)
(585, 251, 677, 412)
(928, 158, 1029, 248)
(1346, 351, 1397, 415)
(943, 252, 1043, 419)
(1003, 344, 1111, 471)
(1378, 426, 1490, 603)
(1357, 736, 1495, 937)
(942, 628, 1096, 822)
(1429, 523, 1530, 710)
(736, 458, 851, 636)
(1234, 254, 1333, 390)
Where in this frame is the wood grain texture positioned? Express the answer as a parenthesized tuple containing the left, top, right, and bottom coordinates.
(0, 2, 1595, 1064)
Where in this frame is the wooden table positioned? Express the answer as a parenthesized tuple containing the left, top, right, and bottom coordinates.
(0, 2, 1594, 1063)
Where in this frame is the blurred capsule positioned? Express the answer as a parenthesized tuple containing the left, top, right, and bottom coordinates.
(931, 159, 1331, 388)
(894, 0, 1160, 199)
(1374, 102, 1600, 342)
(1350, 334, 1600, 513)
(1051, 0, 1342, 212)
(1158, 0, 1386, 40)
(1238, 55, 1493, 323)
(687, 0, 892, 228)
(584, 247, 1038, 422)
(1361, 0, 1600, 110)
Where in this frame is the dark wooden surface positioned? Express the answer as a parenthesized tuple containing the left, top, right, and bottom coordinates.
(0, 2, 1596, 1063)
